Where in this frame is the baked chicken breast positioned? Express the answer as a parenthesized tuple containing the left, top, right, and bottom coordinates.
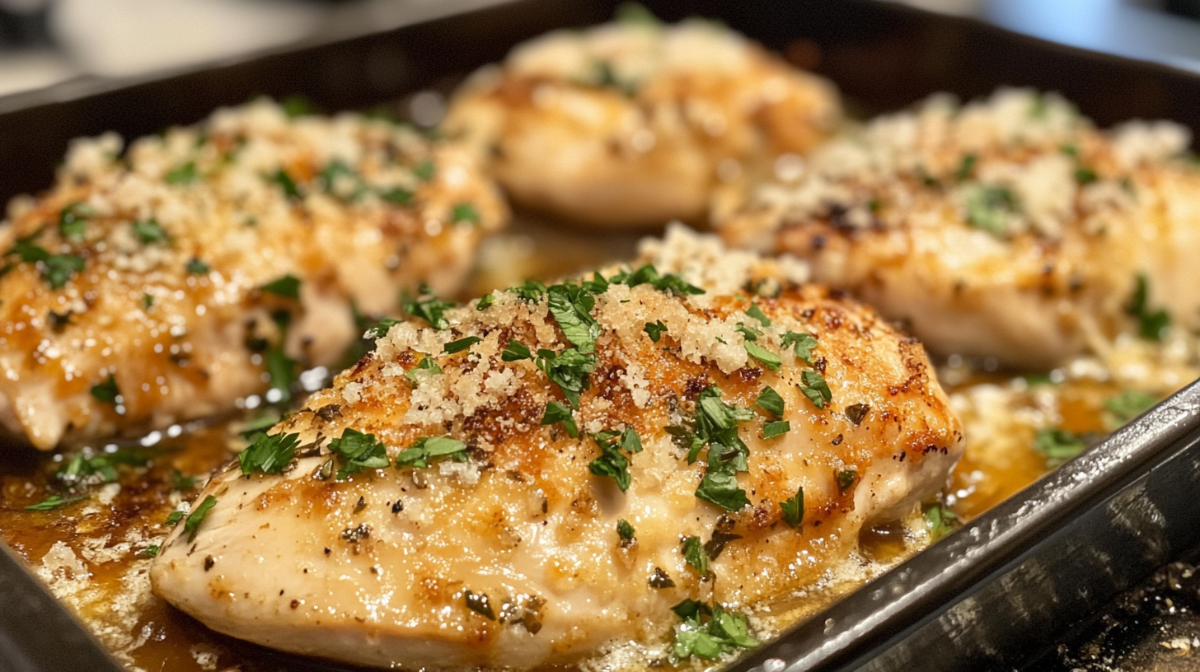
(0, 99, 507, 449)
(151, 227, 963, 669)
(443, 12, 841, 228)
(718, 88, 1200, 370)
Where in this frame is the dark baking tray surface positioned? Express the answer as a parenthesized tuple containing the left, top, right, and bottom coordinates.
(2, 1, 1200, 671)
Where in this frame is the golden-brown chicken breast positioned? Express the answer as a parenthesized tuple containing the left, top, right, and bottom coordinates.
(151, 227, 962, 669)
(0, 99, 507, 449)
(718, 88, 1200, 370)
(443, 13, 841, 228)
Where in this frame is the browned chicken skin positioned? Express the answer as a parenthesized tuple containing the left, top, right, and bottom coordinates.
(0, 100, 507, 449)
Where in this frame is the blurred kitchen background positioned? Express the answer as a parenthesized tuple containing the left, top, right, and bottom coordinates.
(3, 0, 1200, 99)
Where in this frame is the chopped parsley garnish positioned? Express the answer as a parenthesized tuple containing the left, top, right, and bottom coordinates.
(269, 169, 303, 200)
(780, 331, 818, 363)
(510, 279, 548, 302)
(402, 285, 455, 329)
(395, 436, 468, 469)
(328, 429, 391, 479)
(90, 374, 120, 404)
(365, 318, 400, 339)
(541, 401, 579, 438)
(965, 185, 1019, 236)
(25, 494, 86, 511)
(405, 357, 442, 386)
(171, 469, 197, 491)
(587, 427, 643, 492)
(671, 600, 759, 660)
(744, 341, 781, 371)
(1034, 428, 1090, 467)
(264, 311, 297, 403)
(837, 469, 858, 492)
(955, 153, 977, 181)
(644, 320, 668, 342)
(681, 536, 708, 575)
(547, 282, 601, 354)
(318, 161, 367, 201)
(132, 219, 170, 244)
(413, 160, 436, 182)
(695, 470, 750, 511)
(1125, 274, 1170, 341)
(260, 274, 301, 301)
(762, 421, 790, 439)
(616, 2, 662, 26)
(1104, 390, 1158, 426)
(379, 187, 413, 205)
(444, 336, 482, 354)
(779, 486, 804, 528)
(735, 321, 762, 342)
(142, 293, 154, 311)
(238, 432, 301, 475)
(165, 510, 185, 526)
(476, 293, 495, 310)
(43, 254, 85, 289)
(844, 403, 870, 425)
(755, 386, 784, 418)
(142, 545, 160, 558)
(502, 340, 532, 362)
(745, 304, 771, 327)
(186, 258, 210, 274)
(281, 95, 319, 118)
(798, 370, 832, 409)
(611, 264, 705, 296)
(185, 495, 218, 542)
(58, 202, 92, 241)
(452, 202, 480, 225)
(924, 502, 958, 541)
(1075, 166, 1098, 185)
(165, 161, 198, 185)
(617, 519, 636, 543)
(536, 347, 595, 408)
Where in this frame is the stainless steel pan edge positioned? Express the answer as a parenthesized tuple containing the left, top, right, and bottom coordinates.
(726, 380, 1200, 672)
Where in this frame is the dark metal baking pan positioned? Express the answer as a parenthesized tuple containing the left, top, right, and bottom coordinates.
(3, 1, 1200, 671)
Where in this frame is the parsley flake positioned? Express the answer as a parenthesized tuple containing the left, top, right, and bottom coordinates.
(40, 254, 85, 289)
(90, 374, 120, 404)
(536, 348, 595, 408)
(142, 545, 160, 558)
(671, 600, 759, 660)
(546, 282, 601, 354)
(755, 386, 784, 418)
(238, 432, 301, 475)
(165, 162, 198, 185)
(186, 258, 210, 275)
(1125, 274, 1170, 341)
(395, 436, 467, 469)
(682, 536, 708, 575)
(541, 401, 579, 438)
(695, 469, 750, 511)
(328, 429, 391, 479)
(402, 285, 455, 329)
(1034, 428, 1089, 467)
(612, 264, 705, 296)
(779, 486, 804, 528)
(185, 495, 218, 542)
(502, 340, 532, 362)
(1104, 390, 1158, 426)
(132, 219, 170, 244)
(58, 202, 93, 241)
(617, 519, 636, 543)
(510, 279, 547, 302)
(798, 370, 832, 409)
(260, 274, 301, 301)
(924, 502, 958, 541)
(452, 202, 480, 225)
(413, 160, 436, 181)
(269, 169, 303, 200)
(444, 336, 482, 354)
(165, 510, 185, 526)
(780, 331, 818, 362)
(405, 357, 442, 386)
(966, 185, 1019, 236)
(379, 187, 412, 204)
(837, 469, 857, 492)
(476, 293, 495, 310)
(365, 318, 400, 339)
(744, 341, 781, 371)
(644, 320, 668, 342)
(588, 428, 643, 492)
(762, 421, 790, 439)
(745, 304, 771, 327)
(25, 494, 86, 511)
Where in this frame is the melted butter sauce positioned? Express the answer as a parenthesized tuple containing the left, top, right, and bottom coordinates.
(0, 219, 1169, 671)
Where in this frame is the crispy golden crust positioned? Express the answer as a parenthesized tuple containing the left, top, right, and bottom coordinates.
(151, 228, 962, 669)
(0, 100, 507, 449)
(719, 88, 1200, 368)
